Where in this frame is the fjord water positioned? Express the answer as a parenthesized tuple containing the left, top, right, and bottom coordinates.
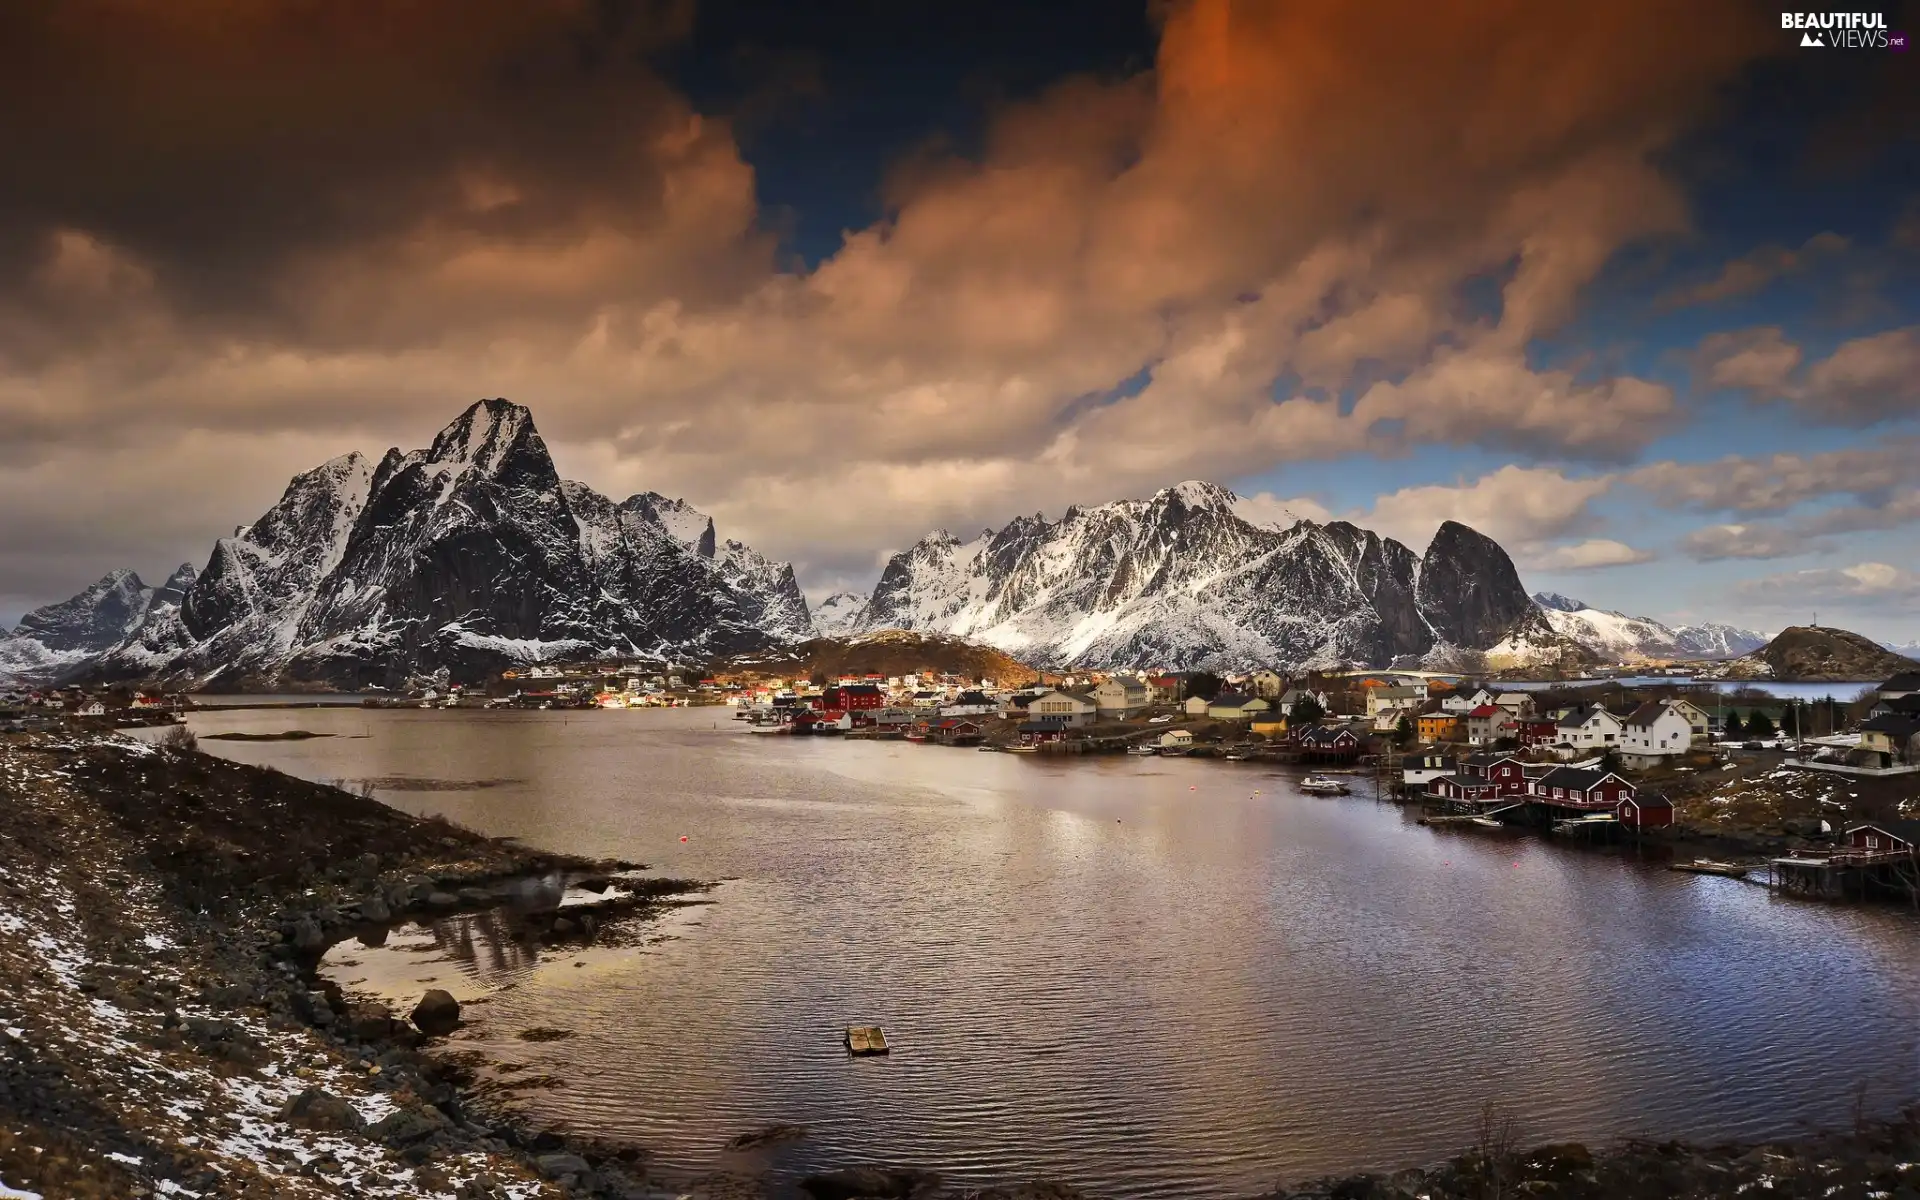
(190, 706, 1920, 1198)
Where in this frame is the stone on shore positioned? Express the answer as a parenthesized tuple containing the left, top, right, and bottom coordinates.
(280, 1087, 366, 1134)
(800, 1166, 943, 1198)
(411, 988, 461, 1035)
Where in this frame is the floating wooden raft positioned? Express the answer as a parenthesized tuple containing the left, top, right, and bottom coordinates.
(1670, 860, 1749, 878)
(845, 1025, 891, 1056)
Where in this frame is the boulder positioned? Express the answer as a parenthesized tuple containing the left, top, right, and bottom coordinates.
(290, 990, 335, 1028)
(280, 1087, 365, 1134)
(359, 895, 392, 924)
(535, 1153, 592, 1181)
(346, 1002, 399, 1041)
(551, 916, 579, 937)
(425, 891, 459, 910)
(290, 917, 326, 953)
(368, 1104, 450, 1147)
(456, 887, 491, 905)
(411, 988, 461, 1036)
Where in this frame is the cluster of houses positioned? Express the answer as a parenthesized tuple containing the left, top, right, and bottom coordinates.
(1410, 749, 1676, 828)
(1, 687, 185, 732)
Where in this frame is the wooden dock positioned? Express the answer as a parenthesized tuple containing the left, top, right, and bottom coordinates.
(845, 1025, 890, 1056)
(1670, 860, 1749, 879)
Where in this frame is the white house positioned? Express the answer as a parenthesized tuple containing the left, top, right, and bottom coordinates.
(1402, 751, 1451, 789)
(1555, 706, 1623, 750)
(1277, 687, 1330, 714)
(939, 690, 999, 717)
(1443, 687, 1496, 715)
(1160, 728, 1194, 749)
(1619, 701, 1694, 767)
(77, 699, 106, 717)
(1185, 694, 1213, 716)
(1366, 685, 1426, 717)
(1492, 692, 1535, 721)
(1665, 698, 1713, 742)
(1248, 669, 1287, 699)
(1031, 690, 1099, 728)
(1093, 678, 1150, 719)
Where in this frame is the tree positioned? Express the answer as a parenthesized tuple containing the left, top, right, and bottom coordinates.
(1599, 746, 1621, 775)
(1780, 704, 1801, 740)
(1723, 711, 1745, 739)
(1184, 671, 1224, 701)
(1395, 714, 1415, 747)
(1289, 696, 1325, 726)
(1747, 711, 1777, 739)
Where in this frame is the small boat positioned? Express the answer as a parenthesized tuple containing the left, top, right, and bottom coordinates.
(977, 743, 1003, 752)
(846, 1025, 891, 1056)
(1469, 816, 1506, 829)
(1127, 745, 1158, 756)
(1223, 752, 1246, 761)
(1298, 774, 1350, 795)
(1670, 859, 1748, 878)
(1006, 745, 1040, 753)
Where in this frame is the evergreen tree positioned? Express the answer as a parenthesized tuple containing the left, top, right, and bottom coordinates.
(1781, 704, 1800, 739)
(1395, 714, 1414, 747)
(1184, 671, 1224, 701)
(1723, 711, 1745, 739)
(1290, 696, 1325, 726)
(1748, 711, 1776, 739)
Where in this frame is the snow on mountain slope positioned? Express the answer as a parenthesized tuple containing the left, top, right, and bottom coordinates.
(851, 481, 1558, 671)
(84, 400, 810, 687)
(809, 591, 869, 637)
(1530, 595, 1768, 661)
(1, 570, 169, 686)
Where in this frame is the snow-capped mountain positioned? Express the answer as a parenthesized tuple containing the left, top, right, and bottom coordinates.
(1527, 593, 1767, 661)
(1, 565, 197, 687)
(81, 399, 809, 688)
(809, 591, 869, 638)
(847, 480, 1576, 671)
(1883, 640, 1920, 660)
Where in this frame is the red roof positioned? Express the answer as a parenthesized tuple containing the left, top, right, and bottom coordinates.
(1468, 704, 1502, 717)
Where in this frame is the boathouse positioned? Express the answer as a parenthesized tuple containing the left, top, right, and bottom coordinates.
(823, 684, 885, 712)
(1527, 766, 1634, 809)
(1847, 820, 1920, 856)
(1429, 774, 1500, 801)
(1294, 724, 1362, 760)
(931, 718, 983, 746)
(1461, 753, 1529, 796)
(1617, 791, 1674, 829)
(1017, 718, 1068, 746)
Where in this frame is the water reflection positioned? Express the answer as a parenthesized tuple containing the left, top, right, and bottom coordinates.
(204, 706, 1920, 1200)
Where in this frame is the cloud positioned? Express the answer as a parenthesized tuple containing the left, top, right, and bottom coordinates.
(1734, 562, 1920, 611)
(1525, 539, 1656, 571)
(1680, 523, 1814, 562)
(1360, 465, 1614, 551)
(1628, 438, 1920, 513)
(1693, 325, 1920, 425)
(0, 0, 1779, 606)
(1660, 232, 1848, 308)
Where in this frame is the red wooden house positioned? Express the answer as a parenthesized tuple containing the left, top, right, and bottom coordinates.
(1518, 719, 1559, 748)
(823, 684, 885, 712)
(1294, 724, 1362, 759)
(932, 718, 983, 746)
(1617, 792, 1674, 829)
(1846, 820, 1920, 857)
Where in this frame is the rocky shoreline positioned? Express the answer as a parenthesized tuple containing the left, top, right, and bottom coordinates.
(2, 731, 1917, 1199)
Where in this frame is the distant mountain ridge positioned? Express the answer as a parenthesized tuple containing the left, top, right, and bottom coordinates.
(842, 480, 1580, 671)
(40, 400, 810, 689)
(1527, 593, 1768, 661)
(0, 565, 196, 687)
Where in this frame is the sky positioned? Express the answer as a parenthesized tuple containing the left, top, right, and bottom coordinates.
(1, 0, 1917, 642)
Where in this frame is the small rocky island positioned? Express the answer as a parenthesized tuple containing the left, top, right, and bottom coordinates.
(0, 731, 1915, 1199)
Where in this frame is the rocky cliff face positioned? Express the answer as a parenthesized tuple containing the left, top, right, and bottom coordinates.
(849, 481, 1557, 670)
(82, 399, 809, 688)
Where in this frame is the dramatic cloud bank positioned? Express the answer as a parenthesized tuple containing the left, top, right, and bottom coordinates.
(0, 0, 1779, 608)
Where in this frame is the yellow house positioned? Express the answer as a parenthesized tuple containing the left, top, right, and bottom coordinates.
(1251, 717, 1288, 738)
(1418, 712, 1461, 742)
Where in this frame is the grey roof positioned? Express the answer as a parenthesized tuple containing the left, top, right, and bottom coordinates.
(1881, 672, 1920, 692)
(1535, 766, 1615, 793)
(1862, 713, 1920, 738)
(1555, 707, 1593, 729)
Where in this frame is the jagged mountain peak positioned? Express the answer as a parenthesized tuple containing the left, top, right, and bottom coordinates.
(852, 481, 1539, 670)
(621, 492, 717, 559)
(66, 401, 810, 688)
(1532, 591, 1590, 613)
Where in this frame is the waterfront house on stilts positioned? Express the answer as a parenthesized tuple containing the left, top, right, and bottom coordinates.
(1770, 820, 1920, 902)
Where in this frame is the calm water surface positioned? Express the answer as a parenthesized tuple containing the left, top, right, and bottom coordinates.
(188, 707, 1920, 1198)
